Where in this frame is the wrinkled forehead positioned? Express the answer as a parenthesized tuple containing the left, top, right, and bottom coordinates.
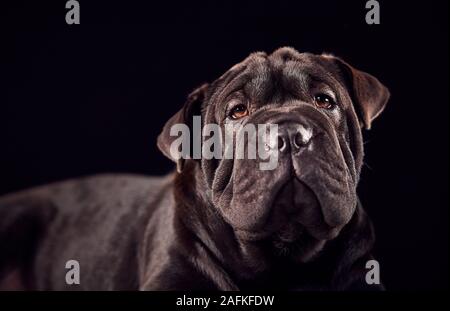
(212, 48, 342, 104)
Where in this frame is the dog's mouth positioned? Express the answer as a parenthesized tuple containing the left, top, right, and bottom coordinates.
(266, 177, 342, 261)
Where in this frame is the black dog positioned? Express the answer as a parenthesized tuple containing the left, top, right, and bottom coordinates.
(0, 47, 389, 290)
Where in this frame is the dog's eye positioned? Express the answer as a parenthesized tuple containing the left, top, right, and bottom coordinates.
(314, 94, 336, 110)
(229, 104, 249, 120)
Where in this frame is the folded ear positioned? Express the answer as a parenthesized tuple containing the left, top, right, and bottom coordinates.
(157, 83, 208, 173)
(325, 55, 390, 130)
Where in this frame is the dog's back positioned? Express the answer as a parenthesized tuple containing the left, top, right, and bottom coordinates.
(0, 173, 174, 290)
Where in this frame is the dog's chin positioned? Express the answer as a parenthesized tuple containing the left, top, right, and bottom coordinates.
(267, 177, 344, 263)
(271, 222, 327, 263)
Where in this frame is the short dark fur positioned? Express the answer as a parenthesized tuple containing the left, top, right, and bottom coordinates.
(0, 47, 389, 290)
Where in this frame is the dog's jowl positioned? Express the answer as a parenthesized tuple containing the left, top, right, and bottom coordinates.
(0, 47, 390, 290)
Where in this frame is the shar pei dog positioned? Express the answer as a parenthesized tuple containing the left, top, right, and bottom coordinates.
(0, 47, 389, 290)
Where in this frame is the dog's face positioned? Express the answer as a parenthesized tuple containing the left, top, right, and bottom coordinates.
(158, 47, 389, 262)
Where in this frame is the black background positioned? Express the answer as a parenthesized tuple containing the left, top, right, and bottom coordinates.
(1, 0, 448, 290)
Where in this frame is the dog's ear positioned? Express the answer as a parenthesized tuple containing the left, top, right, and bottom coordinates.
(324, 55, 390, 130)
(157, 83, 208, 173)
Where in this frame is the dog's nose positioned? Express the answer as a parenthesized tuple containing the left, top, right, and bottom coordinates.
(278, 125, 313, 153)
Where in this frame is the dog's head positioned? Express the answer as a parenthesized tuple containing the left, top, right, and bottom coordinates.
(158, 47, 389, 262)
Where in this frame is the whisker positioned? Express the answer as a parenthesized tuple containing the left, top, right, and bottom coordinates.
(363, 161, 373, 171)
